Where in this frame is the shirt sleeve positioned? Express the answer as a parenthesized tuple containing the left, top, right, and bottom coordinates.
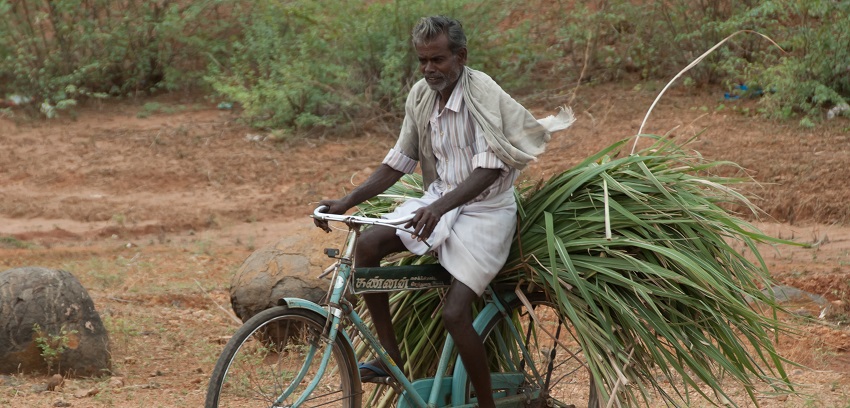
(471, 120, 509, 171)
(393, 93, 421, 161)
(382, 148, 418, 174)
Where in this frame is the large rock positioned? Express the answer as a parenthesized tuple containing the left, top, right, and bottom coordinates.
(0, 267, 111, 376)
(230, 228, 339, 322)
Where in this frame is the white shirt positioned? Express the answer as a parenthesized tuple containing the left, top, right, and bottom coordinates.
(383, 80, 519, 202)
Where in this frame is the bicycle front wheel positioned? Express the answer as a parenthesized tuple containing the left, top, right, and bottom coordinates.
(205, 306, 361, 408)
(471, 292, 598, 408)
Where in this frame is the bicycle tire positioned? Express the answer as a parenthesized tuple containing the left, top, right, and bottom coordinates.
(205, 306, 361, 408)
(466, 292, 598, 408)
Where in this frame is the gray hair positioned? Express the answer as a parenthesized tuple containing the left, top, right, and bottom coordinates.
(411, 16, 467, 54)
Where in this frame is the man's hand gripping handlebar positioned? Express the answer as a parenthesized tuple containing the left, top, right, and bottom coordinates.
(312, 205, 431, 252)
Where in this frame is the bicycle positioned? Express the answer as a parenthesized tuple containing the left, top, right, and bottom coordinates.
(205, 206, 596, 408)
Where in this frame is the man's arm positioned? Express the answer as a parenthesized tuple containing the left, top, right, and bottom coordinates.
(406, 167, 501, 240)
(314, 164, 405, 232)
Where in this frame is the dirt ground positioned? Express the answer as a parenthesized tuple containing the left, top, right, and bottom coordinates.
(1, 81, 849, 407)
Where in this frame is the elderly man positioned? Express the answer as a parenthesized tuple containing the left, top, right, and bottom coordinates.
(316, 15, 572, 408)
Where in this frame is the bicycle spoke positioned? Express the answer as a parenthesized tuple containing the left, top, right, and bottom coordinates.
(473, 294, 593, 408)
(299, 389, 365, 408)
(206, 308, 360, 408)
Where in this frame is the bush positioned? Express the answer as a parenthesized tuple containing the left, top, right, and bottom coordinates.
(749, 0, 850, 120)
(0, 0, 234, 113)
(205, 1, 354, 130)
(204, 0, 547, 132)
(2, 0, 846, 126)
(548, 0, 850, 122)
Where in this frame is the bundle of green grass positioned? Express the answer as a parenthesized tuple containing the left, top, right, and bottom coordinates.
(355, 136, 796, 407)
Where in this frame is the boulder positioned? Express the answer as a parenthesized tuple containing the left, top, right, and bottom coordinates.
(230, 228, 339, 322)
(0, 267, 111, 376)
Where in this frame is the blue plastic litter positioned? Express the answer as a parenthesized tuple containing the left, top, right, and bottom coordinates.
(724, 84, 764, 100)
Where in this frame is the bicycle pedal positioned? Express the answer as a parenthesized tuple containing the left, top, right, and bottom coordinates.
(362, 375, 393, 385)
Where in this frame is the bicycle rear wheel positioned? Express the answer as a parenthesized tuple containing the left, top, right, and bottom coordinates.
(471, 292, 597, 408)
(205, 306, 361, 408)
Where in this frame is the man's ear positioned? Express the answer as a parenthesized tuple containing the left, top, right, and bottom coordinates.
(456, 47, 468, 65)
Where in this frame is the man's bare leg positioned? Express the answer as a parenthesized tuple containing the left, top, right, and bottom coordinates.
(443, 280, 494, 408)
(355, 226, 407, 375)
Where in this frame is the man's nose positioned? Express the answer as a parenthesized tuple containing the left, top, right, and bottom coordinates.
(422, 61, 435, 73)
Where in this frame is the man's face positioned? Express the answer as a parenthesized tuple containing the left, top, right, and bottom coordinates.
(415, 34, 467, 94)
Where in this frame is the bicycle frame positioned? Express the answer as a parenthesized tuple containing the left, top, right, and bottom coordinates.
(280, 209, 549, 408)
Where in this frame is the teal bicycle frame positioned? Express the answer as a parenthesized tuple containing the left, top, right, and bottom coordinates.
(278, 208, 551, 408)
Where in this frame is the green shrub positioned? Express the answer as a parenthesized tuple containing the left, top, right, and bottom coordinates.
(552, 1, 773, 83)
(204, 0, 546, 132)
(548, 0, 849, 122)
(2, 0, 846, 126)
(205, 1, 351, 130)
(749, 0, 850, 120)
(33, 323, 78, 373)
(0, 0, 234, 114)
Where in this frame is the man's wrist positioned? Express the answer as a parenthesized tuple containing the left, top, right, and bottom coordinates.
(339, 197, 356, 212)
(429, 200, 451, 217)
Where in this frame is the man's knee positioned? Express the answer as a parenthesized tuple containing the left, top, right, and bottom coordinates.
(355, 226, 403, 265)
(442, 302, 469, 331)
(442, 281, 480, 332)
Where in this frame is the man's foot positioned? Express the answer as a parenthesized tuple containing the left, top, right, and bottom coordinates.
(358, 360, 390, 383)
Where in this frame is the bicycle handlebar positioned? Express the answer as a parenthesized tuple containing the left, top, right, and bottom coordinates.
(312, 205, 414, 227)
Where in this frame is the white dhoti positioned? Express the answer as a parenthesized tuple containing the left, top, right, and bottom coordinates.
(383, 187, 517, 296)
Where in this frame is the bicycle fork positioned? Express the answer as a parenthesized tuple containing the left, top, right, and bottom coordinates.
(272, 306, 346, 407)
(274, 266, 353, 408)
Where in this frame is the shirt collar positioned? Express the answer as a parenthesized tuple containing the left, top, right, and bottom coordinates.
(443, 78, 464, 113)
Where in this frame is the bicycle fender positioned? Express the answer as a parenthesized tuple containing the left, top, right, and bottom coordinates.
(277, 297, 325, 314)
(276, 298, 356, 346)
(451, 291, 520, 406)
(472, 291, 518, 333)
